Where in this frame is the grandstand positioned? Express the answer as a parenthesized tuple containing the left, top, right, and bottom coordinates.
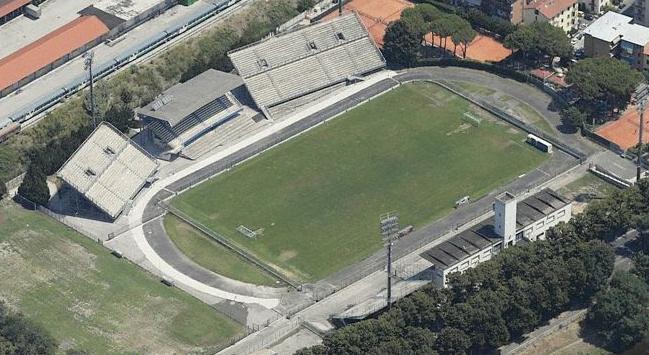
(228, 12, 385, 114)
(136, 69, 245, 157)
(57, 123, 158, 219)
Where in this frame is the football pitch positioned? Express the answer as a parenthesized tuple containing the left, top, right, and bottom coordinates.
(170, 82, 548, 282)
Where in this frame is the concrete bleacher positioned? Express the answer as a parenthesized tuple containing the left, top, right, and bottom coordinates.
(182, 109, 269, 160)
(58, 123, 158, 219)
(229, 12, 385, 110)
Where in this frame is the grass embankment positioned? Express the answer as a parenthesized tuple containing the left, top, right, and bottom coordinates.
(0, 201, 243, 354)
(164, 214, 280, 286)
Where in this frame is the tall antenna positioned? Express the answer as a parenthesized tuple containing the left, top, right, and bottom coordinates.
(634, 83, 649, 181)
(380, 211, 400, 309)
(84, 51, 96, 128)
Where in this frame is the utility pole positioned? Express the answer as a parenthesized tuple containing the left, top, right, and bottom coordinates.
(379, 212, 399, 309)
(634, 83, 649, 181)
(84, 51, 96, 128)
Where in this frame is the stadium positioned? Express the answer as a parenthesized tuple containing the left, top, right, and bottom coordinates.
(49, 7, 569, 313)
(150, 12, 556, 284)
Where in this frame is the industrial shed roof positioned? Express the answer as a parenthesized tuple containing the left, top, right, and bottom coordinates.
(0, 15, 109, 91)
(0, 0, 30, 18)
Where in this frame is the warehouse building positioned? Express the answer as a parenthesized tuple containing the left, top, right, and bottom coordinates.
(0, 0, 30, 25)
(421, 189, 572, 288)
(228, 12, 385, 117)
(57, 123, 158, 219)
(0, 0, 179, 97)
(136, 69, 246, 159)
(0, 15, 110, 97)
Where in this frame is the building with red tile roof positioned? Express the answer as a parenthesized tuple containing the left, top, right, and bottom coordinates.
(0, 0, 30, 24)
(0, 15, 109, 95)
(522, 0, 578, 32)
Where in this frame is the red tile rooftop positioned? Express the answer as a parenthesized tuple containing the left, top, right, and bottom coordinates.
(0, 0, 30, 18)
(0, 15, 109, 91)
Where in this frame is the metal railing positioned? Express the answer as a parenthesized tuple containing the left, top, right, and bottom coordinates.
(159, 200, 301, 290)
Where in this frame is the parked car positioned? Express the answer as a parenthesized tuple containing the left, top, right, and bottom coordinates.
(585, 13, 594, 20)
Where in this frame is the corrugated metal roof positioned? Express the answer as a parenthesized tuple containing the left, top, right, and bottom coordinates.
(0, 15, 109, 91)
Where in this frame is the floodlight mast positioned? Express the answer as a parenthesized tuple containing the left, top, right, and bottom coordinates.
(84, 51, 96, 129)
(380, 212, 400, 309)
(634, 83, 649, 181)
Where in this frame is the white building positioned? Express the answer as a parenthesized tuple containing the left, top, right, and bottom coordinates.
(422, 188, 572, 288)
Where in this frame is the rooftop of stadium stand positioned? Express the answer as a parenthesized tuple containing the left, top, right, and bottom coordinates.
(420, 189, 569, 270)
(0, 0, 30, 18)
(57, 123, 158, 219)
(0, 14, 109, 91)
(228, 12, 385, 109)
(136, 69, 244, 126)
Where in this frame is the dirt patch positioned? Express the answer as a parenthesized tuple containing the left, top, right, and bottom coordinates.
(279, 250, 297, 262)
(447, 123, 472, 136)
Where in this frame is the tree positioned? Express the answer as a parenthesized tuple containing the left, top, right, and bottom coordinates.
(0, 302, 56, 355)
(17, 166, 50, 207)
(566, 57, 643, 112)
(434, 327, 470, 355)
(103, 105, 133, 133)
(451, 21, 476, 58)
(382, 20, 421, 67)
(505, 22, 571, 64)
(586, 272, 649, 352)
(0, 177, 6, 201)
(561, 106, 587, 129)
(296, 0, 316, 12)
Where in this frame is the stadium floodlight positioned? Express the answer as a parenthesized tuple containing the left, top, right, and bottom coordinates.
(84, 51, 96, 128)
(380, 211, 399, 309)
(634, 83, 649, 181)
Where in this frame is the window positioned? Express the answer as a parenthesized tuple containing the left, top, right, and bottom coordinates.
(557, 210, 565, 217)
(516, 231, 523, 241)
(548, 215, 555, 223)
(460, 261, 469, 270)
(537, 232, 545, 240)
(536, 221, 544, 228)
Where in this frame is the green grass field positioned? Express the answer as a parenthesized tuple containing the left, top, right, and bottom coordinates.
(451, 81, 556, 136)
(170, 82, 548, 282)
(0, 201, 242, 354)
(164, 214, 280, 286)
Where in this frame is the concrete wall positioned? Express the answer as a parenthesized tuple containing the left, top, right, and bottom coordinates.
(583, 34, 617, 57)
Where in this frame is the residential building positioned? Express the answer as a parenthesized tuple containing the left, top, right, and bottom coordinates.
(637, 0, 649, 27)
(480, 0, 526, 24)
(522, 0, 579, 32)
(579, 0, 611, 14)
(421, 189, 572, 288)
(583, 11, 649, 70)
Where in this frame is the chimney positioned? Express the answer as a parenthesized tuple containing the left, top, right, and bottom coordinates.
(494, 192, 517, 248)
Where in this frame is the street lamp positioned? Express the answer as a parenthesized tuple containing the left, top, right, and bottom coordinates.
(634, 83, 649, 181)
(380, 211, 399, 309)
(84, 51, 96, 128)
